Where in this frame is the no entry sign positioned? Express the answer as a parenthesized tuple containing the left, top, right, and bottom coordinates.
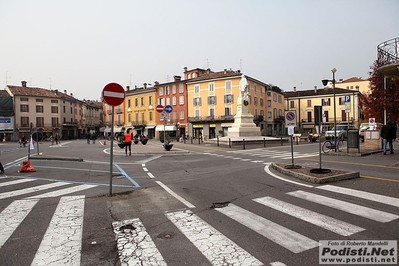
(156, 104, 164, 113)
(102, 83, 125, 106)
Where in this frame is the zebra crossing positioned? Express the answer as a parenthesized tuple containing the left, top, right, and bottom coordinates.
(204, 148, 319, 162)
(113, 185, 399, 265)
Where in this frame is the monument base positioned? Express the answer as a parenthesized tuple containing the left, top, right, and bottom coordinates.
(227, 126, 261, 137)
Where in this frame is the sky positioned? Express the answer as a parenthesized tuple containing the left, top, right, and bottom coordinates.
(1, 0, 398, 101)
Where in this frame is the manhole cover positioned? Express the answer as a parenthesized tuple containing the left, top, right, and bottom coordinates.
(157, 231, 175, 239)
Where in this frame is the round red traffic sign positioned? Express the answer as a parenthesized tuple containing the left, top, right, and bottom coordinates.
(156, 104, 164, 113)
(102, 83, 125, 106)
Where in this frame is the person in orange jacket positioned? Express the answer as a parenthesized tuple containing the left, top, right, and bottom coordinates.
(124, 128, 133, 156)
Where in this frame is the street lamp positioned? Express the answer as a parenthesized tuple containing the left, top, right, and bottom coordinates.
(322, 68, 337, 152)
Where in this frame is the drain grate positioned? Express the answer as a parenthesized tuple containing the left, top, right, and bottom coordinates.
(211, 202, 230, 209)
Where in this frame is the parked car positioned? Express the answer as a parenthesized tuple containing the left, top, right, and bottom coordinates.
(325, 124, 357, 139)
(359, 123, 383, 142)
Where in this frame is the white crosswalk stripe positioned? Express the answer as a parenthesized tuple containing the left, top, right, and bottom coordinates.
(226, 149, 318, 160)
(0, 178, 36, 187)
(31, 195, 85, 266)
(0, 182, 70, 199)
(287, 190, 399, 222)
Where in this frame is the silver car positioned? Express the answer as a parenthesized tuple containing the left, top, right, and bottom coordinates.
(325, 124, 357, 139)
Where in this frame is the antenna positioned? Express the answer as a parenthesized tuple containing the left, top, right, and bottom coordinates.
(240, 59, 242, 71)
(5, 71, 11, 85)
(50, 78, 52, 89)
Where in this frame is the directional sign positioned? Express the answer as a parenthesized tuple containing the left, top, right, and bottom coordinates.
(344, 95, 350, 103)
(284, 110, 297, 127)
(156, 104, 164, 113)
(164, 105, 173, 113)
(102, 83, 125, 106)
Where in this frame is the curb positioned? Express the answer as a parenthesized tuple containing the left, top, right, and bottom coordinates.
(270, 163, 360, 184)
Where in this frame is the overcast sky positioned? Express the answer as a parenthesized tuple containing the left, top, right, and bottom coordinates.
(1, 0, 398, 101)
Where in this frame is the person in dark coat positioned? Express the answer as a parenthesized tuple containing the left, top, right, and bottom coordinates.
(381, 120, 396, 155)
(0, 161, 4, 174)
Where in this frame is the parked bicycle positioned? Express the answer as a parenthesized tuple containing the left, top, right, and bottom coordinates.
(322, 135, 343, 153)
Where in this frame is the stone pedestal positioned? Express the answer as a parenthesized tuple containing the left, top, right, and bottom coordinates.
(228, 95, 261, 137)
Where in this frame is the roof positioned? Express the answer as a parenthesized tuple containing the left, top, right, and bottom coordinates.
(6, 85, 64, 98)
(338, 77, 369, 83)
(0, 89, 10, 96)
(186, 69, 242, 83)
(284, 87, 360, 98)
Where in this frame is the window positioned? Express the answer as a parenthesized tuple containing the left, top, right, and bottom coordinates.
(172, 96, 176, 105)
(165, 86, 169, 95)
(180, 110, 184, 120)
(225, 107, 231, 116)
(172, 85, 176, 94)
(63, 106, 66, 113)
(260, 110, 264, 116)
(279, 109, 282, 117)
(260, 98, 264, 107)
(52, 117, 59, 127)
(179, 84, 184, 93)
(274, 108, 277, 119)
(290, 100, 295, 108)
(128, 99, 131, 108)
(307, 99, 312, 107)
(141, 97, 144, 106)
(268, 111, 272, 118)
(128, 113, 131, 123)
(51, 106, 58, 113)
(195, 110, 200, 118)
(51, 99, 58, 103)
(307, 111, 312, 122)
(324, 111, 329, 122)
(226, 81, 231, 91)
(194, 97, 202, 106)
(135, 98, 138, 107)
(267, 91, 271, 96)
(36, 98, 43, 102)
(70, 107, 73, 114)
(209, 83, 214, 92)
(20, 97, 28, 102)
(36, 117, 44, 127)
(20, 105, 29, 112)
(149, 96, 153, 105)
(179, 95, 184, 105)
(159, 87, 164, 96)
(21, 117, 29, 127)
(254, 84, 257, 94)
(267, 100, 272, 107)
(254, 97, 258, 105)
(209, 108, 215, 117)
(322, 98, 331, 106)
(141, 112, 145, 122)
(208, 96, 216, 105)
(224, 94, 234, 104)
(194, 85, 200, 94)
(278, 95, 282, 103)
(166, 97, 170, 105)
(149, 111, 153, 121)
(273, 93, 277, 101)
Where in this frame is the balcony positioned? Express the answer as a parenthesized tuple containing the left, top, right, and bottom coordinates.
(188, 115, 234, 122)
(377, 37, 399, 78)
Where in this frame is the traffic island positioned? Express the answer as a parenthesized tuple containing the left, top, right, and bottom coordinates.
(270, 163, 359, 184)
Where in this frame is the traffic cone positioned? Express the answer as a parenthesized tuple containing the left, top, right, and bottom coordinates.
(104, 140, 106, 145)
(20, 160, 36, 172)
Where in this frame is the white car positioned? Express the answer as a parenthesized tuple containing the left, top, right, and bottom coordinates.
(359, 123, 383, 142)
(325, 124, 357, 139)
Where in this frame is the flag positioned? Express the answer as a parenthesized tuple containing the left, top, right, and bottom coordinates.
(30, 136, 34, 150)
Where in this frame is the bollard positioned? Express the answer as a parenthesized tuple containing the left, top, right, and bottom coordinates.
(217, 136, 219, 146)
(243, 139, 246, 150)
(281, 137, 283, 146)
(229, 138, 231, 148)
(263, 138, 266, 147)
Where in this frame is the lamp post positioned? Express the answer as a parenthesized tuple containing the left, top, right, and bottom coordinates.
(322, 68, 337, 152)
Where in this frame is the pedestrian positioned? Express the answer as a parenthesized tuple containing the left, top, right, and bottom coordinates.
(21, 136, 27, 147)
(92, 133, 96, 144)
(87, 133, 91, 144)
(124, 128, 132, 156)
(381, 120, 396, 155)
(0, 161, 4, 174)
(55, 133, 60, 144)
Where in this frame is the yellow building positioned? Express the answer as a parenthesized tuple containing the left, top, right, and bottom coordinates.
(186, 69, 285, 138)
(124, 84, 157, 138)
(285, 86, 362, 133)
(336, 77, 370, 94)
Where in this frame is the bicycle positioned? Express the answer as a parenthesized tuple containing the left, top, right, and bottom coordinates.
(322, 135, 343, 153)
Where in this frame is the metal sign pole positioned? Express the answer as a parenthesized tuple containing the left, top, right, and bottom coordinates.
(163, 112, 166, 150)
(109, 106, 115, 197)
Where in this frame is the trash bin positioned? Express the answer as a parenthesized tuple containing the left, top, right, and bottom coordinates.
(347, 129, 359, 148)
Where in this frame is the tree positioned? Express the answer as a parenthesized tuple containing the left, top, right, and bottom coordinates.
(361, 60, 399, 124)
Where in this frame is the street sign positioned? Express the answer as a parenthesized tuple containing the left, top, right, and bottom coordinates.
(284, 110, 297, 127)
(156, 104, 164, 113)
(369, 118, 375, 125)
(160, 113, 169, 119)
(344, 95, 351, 103)
(164, 105, 173, 113)
(102, 83, 125, 106)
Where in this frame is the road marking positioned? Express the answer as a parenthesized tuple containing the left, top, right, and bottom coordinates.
(166, 209, 263, 265)
(215, 203, 319, 253)
(253, 197, 364, 236)
(287, 190, 399, 222)
(264, 163, 313, 188)
(0, 178, 35, 187)
(0, 199, 39, 247)
(318, 185, 399, 207)
(113, 218, 167, 265)
(26, 184, 98, 199)
(0, 182, 69, 200)
(31, 195, 84, 266)
(155, 181, 195, 208)
(360, 175, 399, 183)
(147, 173, 155, 178)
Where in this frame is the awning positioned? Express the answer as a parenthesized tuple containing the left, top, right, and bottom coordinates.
(104, 126, 125, 133)
(155, 125, 175, 131)
(221, 123, 233, 127)
(145, 126, 156, 130)
(302, 124, 314, 129)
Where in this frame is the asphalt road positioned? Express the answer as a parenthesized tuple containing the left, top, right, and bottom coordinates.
(0, 138, 398, 266)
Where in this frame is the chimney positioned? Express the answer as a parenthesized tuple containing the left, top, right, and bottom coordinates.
(21, 81, 27, 87)
(184, 67, 188, 72)
(143, 83, 147, 88)
(64, 90, 67, 94)
(224, 69, 227, 74)
(314, 85, 317, 93)
(173, 75, 181, 82)
(126, 86, 130, 91)
(293, 87, 296, 92)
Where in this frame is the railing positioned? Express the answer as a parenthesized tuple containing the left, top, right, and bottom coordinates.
(377, 37, 399, 66)
(188, 115, 235, 122)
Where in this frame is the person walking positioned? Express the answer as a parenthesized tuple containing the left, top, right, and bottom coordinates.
(124, 128, 132, 156)
(381, 120, 396, 155)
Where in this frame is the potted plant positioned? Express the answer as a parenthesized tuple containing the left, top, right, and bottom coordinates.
(117, 134, 125, 149)
(133, 136, 139, 144)
(159, 131, 165, 143)
(163, 133, 173, 151)
(140, 136, 148, 145)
